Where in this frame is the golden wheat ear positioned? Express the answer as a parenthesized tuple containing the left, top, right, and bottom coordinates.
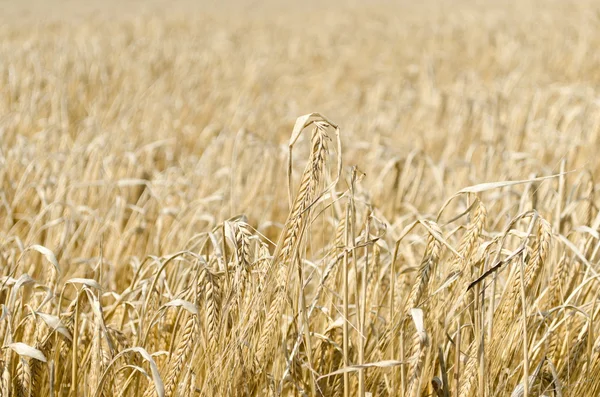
(257, 114, 341, 366)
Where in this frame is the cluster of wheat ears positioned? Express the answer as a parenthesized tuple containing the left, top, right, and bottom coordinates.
(2, 1, 600, 396)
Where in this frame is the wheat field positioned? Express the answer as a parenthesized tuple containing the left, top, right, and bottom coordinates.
(1, 1, 600, 396)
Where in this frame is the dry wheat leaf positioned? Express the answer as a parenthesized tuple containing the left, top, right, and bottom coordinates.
(162, 299, 199, 315)
(35, 311, 72, 341)
(5, 342, 47, 362)
(317, 360, 406, 379)
(26, 244, 60, 273)
(66, 278, 102, 290)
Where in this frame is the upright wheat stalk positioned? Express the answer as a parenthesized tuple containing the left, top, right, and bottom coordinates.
(257, 117, 335, 365)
